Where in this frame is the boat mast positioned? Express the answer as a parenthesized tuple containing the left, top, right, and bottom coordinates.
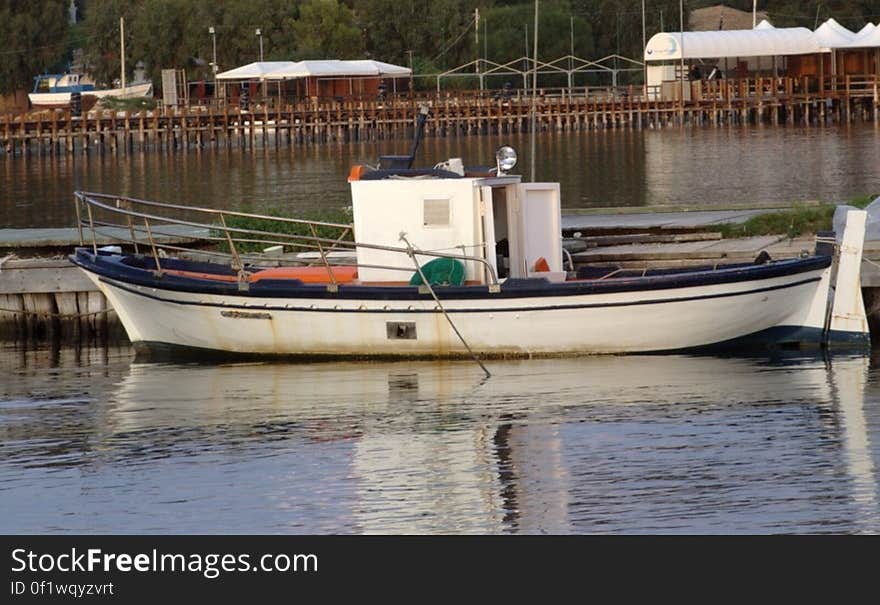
(120, 17, 126, 90)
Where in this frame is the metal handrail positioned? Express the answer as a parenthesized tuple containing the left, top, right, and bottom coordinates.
(74, 191, 500, 286)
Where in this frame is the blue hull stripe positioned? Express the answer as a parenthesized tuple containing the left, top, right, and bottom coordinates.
(71, 249, 832, 302)
(99, 274, 822, 315)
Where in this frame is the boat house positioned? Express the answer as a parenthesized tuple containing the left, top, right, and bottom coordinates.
(644, 16, 879, 101)
(215, 59, 412, 103)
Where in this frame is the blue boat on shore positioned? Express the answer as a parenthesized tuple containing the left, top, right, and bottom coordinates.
(28, 72, 152, 109)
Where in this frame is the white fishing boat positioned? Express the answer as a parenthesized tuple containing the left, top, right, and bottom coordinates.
(28, 72, 153, 109)
(30, 17, 152, 109)
(69, 109, 870, 361)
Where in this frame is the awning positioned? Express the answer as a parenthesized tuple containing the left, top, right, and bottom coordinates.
(644, 27, 823, 61)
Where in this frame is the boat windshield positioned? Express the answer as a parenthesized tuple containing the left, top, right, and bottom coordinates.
(33, 76, 54, 93)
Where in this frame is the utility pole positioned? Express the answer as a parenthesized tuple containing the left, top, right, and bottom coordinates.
(120, 17, 126, 90)
(679, 0, 685, 118)
(475, 8, 481, 90)
(568, 15, 574, 89)
(530, 0, 539, 183)
(642, 0, 647, 97)
(209, 26, 217, 79)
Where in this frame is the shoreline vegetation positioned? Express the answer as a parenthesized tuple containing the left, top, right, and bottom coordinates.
(716, 194, 877, 239)
(217, 195, 879, 248)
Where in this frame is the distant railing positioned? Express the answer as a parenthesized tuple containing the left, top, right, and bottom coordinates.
(190, 74, 878, 110)
(649, 73, 879, 103)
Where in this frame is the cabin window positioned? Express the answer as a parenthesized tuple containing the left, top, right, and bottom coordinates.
(423, 198, 451, 228)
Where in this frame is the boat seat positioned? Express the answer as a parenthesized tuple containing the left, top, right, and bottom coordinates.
(248, 266, 359, 284)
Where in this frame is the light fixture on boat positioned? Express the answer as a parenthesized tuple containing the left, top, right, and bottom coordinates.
(495, 146, 517, 174)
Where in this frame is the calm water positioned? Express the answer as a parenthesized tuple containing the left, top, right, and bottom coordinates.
(1, 345, 879, 534)
(3, 126, 880, 534)
(2, 124, 880, 229)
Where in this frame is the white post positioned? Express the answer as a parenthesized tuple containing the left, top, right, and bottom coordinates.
(120, 17, 126, 90)
(828, 209, 870, 346)
(753, 0, 757, 29)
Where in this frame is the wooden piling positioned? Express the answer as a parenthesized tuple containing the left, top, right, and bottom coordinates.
(1, 76, 878, 158)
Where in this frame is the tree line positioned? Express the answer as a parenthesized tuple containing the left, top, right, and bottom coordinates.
(1, 0, 877, 94)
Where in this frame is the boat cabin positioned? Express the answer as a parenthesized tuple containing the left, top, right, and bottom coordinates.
(349, 156, 564, 285)
(32, 73, 96, 94)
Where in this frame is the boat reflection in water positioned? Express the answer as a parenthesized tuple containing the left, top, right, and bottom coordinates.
(94, 353, 879, 534)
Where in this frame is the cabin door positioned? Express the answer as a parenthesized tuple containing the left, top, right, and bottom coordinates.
(480, 186, 498, 283)
(510, 183, 562, 277)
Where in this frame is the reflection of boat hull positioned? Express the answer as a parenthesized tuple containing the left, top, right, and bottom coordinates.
(28, 82, 153, 108)
(75, 250, 837, 358)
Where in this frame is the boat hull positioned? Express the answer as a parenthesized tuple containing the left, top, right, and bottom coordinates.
(73, 251, 836, 358)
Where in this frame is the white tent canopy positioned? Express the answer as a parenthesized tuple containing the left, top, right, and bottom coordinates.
(645, 27, 822, 61)
(218, 59, 411, 81)
(846, 23, 880, 48)
(289, 60, 377, 78)
(347, 60, 412, 77)
(814, 18, 856, 49)
(215, 61, 298, 80)
(755, 19, 775, 30)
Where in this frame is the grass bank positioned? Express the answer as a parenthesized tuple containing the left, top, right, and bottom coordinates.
(717, 194, 877, 239)
(214, 207, 353, 254)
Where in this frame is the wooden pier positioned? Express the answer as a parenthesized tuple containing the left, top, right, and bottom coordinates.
(2, 75, 879, 157)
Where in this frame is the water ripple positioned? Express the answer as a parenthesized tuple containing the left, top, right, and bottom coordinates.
(1, 344, 879, 534)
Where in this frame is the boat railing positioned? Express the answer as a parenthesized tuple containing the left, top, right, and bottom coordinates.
(74, 191, 500, 287)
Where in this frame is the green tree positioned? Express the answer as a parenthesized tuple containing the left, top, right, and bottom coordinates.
(292, 0, 361, 58)
(0, 0, 69, 94)
(79, 0, 139, 86)
(128, 0, 200, 86)
(484, 1, 595, 63)
(355, 0, 488, 69)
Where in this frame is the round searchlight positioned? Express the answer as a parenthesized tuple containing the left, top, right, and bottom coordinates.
(495, 146, 517, 174)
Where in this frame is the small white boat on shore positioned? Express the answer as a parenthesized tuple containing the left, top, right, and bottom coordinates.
(69, 109, 870, 361)
(28, 73, 153, 109)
